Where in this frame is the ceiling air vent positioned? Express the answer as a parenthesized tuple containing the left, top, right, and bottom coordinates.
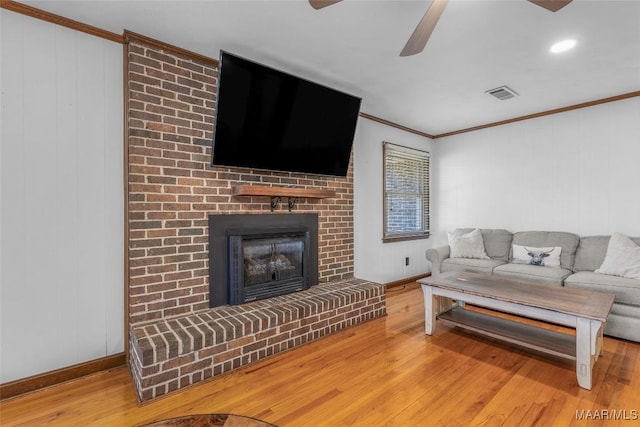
(485, 85, 519, 101)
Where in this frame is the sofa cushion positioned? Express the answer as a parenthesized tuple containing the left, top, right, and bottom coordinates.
(448, 229, 490, 259)
(574, 236, 611, 272)
(454, 228, 512, 261)
(493, 264, 572, 286)
(564, 271, 640, 306)
(441, 258, 506, 275)
(575, 235, 640, 272)
(512, 231, 579, 270)
(595, 233, 640, 280)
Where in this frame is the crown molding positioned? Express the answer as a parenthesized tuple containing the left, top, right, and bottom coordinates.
(0, 0, 123, 43)
(433, 91, 640, 139)
(359, 112, 434, 139)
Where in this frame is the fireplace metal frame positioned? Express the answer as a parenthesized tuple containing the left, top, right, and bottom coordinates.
(208, 214, 319, 307)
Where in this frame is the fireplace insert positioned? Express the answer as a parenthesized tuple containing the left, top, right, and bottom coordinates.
(228, 228, 309, 304)
(208, 214, 319, 307)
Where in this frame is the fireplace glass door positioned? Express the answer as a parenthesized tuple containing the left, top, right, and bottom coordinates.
(228, 230, 310, 304)
(244, 237, 304, 286)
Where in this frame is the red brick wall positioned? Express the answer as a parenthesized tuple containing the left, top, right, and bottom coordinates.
(127, 38, 354, 325)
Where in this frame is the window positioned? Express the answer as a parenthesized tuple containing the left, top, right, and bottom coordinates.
(383, 142, 430, 242)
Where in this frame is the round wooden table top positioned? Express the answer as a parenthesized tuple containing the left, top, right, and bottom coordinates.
(139, 413, 276, 427)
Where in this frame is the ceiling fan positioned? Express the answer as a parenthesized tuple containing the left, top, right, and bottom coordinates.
(309, 0, 573, 57)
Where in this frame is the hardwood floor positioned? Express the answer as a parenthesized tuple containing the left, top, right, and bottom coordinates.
(2, 283, 639, 426)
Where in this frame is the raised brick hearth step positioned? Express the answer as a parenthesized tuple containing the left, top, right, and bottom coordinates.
(129, 278, 386, 402)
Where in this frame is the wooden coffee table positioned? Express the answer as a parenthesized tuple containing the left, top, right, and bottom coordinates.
(418, 272, 615, 390)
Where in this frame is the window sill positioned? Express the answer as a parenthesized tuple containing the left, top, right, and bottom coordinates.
(382, 233, 430, 243)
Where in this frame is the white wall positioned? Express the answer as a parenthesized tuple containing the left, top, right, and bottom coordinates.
(0, 10, 124, 383)
(353, 118, 434, 284)
(432, 97, 640, 247)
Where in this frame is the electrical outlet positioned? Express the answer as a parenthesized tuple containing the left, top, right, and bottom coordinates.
(405, 257, 410, 266)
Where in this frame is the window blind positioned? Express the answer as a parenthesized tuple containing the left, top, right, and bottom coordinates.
(383, 142, 430, 241)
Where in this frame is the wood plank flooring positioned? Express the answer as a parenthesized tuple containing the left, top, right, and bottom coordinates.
(1, 283, 639, 426)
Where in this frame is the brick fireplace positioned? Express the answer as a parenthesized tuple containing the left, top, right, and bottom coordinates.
(127, 34, 355, 326)
(126, 34, 385, 402)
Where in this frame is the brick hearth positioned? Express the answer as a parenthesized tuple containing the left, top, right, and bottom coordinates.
(130, 279, 385, 402)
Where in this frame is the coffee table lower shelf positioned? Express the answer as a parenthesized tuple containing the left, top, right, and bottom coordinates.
(438, 306, 576, 361)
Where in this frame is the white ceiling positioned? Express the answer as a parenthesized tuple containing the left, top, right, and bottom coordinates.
(19, 0, 640, 136)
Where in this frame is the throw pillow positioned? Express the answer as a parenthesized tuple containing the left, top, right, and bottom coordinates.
(448, 229, 490, 260)
(595, 233, 640, 280)
(511, 244, 562, 267)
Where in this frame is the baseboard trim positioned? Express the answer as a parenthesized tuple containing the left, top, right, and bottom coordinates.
(385, 273, 431, 289)
(0, 353, 126, 400)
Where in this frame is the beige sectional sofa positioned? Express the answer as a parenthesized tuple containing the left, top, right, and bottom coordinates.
(426, 228, 640, 343)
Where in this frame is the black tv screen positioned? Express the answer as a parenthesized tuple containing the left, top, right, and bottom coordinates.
(211, 51, 362, 177)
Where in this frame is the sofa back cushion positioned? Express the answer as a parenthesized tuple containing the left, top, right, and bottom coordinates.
(512, 231, 579, 270)
(454, 228, 512, 261)
(574, 235, 640, 272)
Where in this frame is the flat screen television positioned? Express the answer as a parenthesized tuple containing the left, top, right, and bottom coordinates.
(211, 51, 362, 177)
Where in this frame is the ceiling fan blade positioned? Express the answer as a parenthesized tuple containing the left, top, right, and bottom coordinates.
(309, 0, 342, 10)
(400, 0, 449, 57)
(527, 0, 573, 12)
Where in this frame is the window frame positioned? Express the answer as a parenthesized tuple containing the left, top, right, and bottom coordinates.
(382, 141, 431, 243)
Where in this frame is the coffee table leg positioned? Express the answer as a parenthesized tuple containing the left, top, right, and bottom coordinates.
(576, 317, 595, 390)
(421, 285, 437, 335)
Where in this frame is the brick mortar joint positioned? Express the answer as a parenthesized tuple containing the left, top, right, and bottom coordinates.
(132, 280, 384, 363)
(136, 306, 385, 401)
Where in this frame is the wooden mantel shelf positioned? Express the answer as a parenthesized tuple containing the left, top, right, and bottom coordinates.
(232, 185, 336, 211)
(232, 184, 336, 199)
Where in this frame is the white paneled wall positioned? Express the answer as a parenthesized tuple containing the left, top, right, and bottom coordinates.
(432, 97, 640, 247)
(0, 10, 124, 383)
(353, 119, 434, 284)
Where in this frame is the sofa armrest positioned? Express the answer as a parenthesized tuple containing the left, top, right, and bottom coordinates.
(426, 245, 450, 276)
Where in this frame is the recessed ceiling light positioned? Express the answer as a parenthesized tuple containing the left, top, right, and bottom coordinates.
(550, 39, 577, 53)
